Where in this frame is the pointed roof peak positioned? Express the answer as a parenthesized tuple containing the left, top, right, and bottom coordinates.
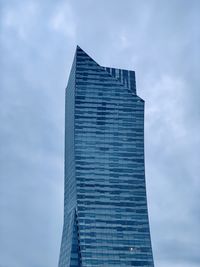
(76, 45, 89, 55)
(76, 45, 82, 50)
(75, 45, 100, 66)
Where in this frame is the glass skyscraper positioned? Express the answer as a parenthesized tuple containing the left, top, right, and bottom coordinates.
(58, 46, 154, 267)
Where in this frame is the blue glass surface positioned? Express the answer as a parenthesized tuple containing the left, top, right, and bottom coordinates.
(58, 46, 154, 267)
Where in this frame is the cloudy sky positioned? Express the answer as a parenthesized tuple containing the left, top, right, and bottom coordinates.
(1, 0, 200, 266)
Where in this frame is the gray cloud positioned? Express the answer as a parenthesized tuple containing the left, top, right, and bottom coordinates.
(0, 0, 200, 266)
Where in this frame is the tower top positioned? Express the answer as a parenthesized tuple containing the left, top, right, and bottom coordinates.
(75, 45, 136, 94)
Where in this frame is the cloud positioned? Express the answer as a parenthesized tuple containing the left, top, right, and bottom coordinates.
(49, 2, 76, 38)
(1, 1, 39, 40)
(0, 0, 200, 266)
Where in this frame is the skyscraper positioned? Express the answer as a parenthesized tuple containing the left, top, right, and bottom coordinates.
(58, 46, 154, 267)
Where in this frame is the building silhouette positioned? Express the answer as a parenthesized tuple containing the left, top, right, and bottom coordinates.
(58, 46, 154, 267)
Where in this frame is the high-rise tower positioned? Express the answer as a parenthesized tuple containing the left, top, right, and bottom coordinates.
(58, 46, 154, 267)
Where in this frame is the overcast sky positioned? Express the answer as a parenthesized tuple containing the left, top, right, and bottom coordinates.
(1, 0, 200, 267)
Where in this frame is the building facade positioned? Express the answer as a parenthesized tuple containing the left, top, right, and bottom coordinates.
(58, 46, 154, 267)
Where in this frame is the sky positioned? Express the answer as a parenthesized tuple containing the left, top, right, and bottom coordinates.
(0, 0, 200, 266)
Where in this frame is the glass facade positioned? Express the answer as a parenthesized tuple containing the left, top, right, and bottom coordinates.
(58, 46, 154, 267)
